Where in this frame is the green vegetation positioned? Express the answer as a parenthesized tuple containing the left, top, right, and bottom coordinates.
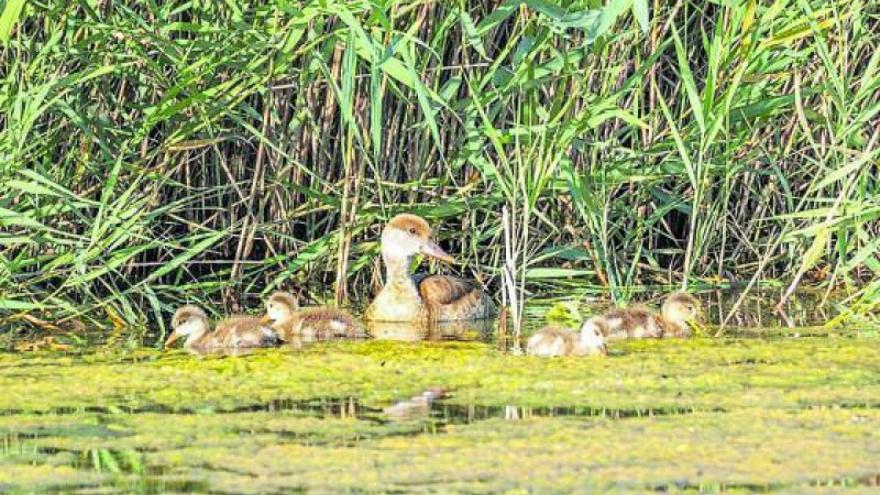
(1, 0, 878, 331)
(2, 3, 877, 491)
(2, 336, 879, 412)
(2, 336, 879, 493)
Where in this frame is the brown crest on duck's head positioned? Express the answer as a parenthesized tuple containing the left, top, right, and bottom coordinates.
(386, 214, 432, 240)
(381, 214, 455, 264)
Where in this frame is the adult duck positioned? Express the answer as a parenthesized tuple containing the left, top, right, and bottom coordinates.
(364, 214, 495, 322)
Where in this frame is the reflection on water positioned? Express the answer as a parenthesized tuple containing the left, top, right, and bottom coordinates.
(5, 389, 878, 493)
(365, 318, 496, 342)
(164, 288, 843, 357)
(0, 288, 850, 354)
(168, 317, 500, 356)
(698, 288, 840, 328)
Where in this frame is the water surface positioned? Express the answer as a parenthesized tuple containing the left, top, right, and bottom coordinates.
(2, 290, 878, 493)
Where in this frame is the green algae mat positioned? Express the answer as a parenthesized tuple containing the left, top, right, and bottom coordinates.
(2, 333, 880, 494)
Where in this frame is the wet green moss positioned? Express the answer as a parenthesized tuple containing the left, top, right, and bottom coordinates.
(2, 409, 878, 493)
(1, 337, 878, 413)
(1, 335, 879, 493)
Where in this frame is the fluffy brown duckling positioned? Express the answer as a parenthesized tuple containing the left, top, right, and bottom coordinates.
(164, 305, 281, 352)
(364, 214, 495, 322)
(526, 318, 608, 357)
(262, 291, 364, 342)
(600, 292, 701, 339)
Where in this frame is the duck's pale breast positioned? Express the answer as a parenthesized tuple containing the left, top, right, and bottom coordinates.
(417, 274, 496, 321)
(364, 280, 427, 322)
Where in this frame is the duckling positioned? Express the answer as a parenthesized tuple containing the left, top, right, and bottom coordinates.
(526, 318, 608, 357)
(600, 292, 701, 339)
(164, 305, 281, 352)
(364, 214, 495, 322)
(262, 291, 364, 342)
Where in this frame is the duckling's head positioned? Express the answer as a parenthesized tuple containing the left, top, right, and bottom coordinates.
(661, 292, 702, 326)
(166, 305, 209, 348)
(381, 214, 455, 263)
(264, 291, 299, 324)
(578, 318, 608, 355)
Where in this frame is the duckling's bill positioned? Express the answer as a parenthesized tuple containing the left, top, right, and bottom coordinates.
(163, 332, 180, 349)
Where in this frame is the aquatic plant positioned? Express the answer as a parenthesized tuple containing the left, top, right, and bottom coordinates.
(2, 335, 880, 493)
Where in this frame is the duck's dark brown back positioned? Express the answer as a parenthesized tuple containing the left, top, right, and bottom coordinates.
(416, 274, 495, 320)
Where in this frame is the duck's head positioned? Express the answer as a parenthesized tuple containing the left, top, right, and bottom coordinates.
(262, 291, 299, 325)
(661, 292, 702, 327)
(381, 214, 455, 263)
(165, 305, 209, 348)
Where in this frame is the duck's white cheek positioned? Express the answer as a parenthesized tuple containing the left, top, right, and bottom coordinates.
(382, 229, 420, 258)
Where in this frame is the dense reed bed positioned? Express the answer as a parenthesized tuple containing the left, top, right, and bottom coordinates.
(0, 0, 878, 332)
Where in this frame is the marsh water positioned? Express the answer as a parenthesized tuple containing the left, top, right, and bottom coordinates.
(2, 290, 879, 494)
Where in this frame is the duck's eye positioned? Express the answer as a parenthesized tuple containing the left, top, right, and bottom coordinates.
(408, 227, 416, 234)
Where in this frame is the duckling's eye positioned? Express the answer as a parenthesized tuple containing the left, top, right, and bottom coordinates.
(408, 227, 416, 234)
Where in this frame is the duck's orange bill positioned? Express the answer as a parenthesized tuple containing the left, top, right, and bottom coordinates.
(163, 333, 179, 349)
(421, 241, 456, 264)
(259, 315, 273, 324)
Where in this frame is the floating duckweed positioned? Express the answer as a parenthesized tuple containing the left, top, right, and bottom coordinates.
(2, 335, 879, 493)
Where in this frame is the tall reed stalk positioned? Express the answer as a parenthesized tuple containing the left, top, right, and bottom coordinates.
(0, 0, 877, 332)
